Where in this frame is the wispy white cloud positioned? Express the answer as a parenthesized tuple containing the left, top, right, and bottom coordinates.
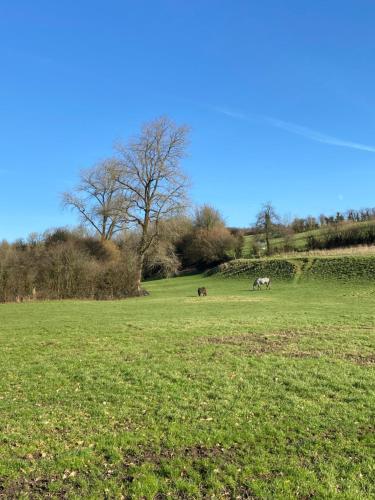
(214, 107, 248, 120)
(214, 107, 375, 153)
(264, 116, 375, 153)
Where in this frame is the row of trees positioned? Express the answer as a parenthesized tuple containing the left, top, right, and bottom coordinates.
(3, 194, 373, 301)
(288, 208, 375, 234)
(0, 232, 138, 302)
(0, 206, 242, 302)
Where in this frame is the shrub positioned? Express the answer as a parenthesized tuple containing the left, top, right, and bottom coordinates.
(0, 230, 138, 302)
(180, 226, 238, 270)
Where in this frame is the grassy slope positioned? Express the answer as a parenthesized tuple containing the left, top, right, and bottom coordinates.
(243, 220, 375, 256)
(0, 275, 374, 498)
(243, 229, 319, 256)
(210, 255, 375, 282)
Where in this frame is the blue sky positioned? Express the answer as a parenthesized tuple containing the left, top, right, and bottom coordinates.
(1, 0, 374, 240)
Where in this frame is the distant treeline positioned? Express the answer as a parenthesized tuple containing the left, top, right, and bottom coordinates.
(241, 207, 375, 236)
(289, 208, 375, 234)
(2, 204, 375, 302)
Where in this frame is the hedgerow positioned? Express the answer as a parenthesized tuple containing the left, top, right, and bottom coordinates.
(307, 256, 375, 281)
(206, 258, 298, 280)
(208, 255, 375, 282)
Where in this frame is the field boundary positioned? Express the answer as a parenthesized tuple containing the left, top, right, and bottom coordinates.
(207, 255, 375, 282)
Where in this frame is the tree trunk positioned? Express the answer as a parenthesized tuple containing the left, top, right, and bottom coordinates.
(265, 231, 270, 255)
(135, 253, 144, 295)
(265, 214, 271, 255)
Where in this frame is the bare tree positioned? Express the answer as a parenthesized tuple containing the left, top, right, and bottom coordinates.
(255, 202, 280, 255)
(115, 116, 189, 292)
(63, 159, 128, 241)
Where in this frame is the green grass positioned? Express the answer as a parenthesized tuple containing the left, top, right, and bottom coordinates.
(1, 275, 374, 498)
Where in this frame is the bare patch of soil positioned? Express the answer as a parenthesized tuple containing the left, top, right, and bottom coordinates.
(342, 353, 375, 365)
(0, 476, 66, 499)
(205, 331, 302, 356)
(183, 295, 267, 304)
(202, 330, 374, 364)
(122, 443, 236, 467)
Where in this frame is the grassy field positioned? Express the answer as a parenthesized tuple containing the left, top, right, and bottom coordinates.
(0, 275, 374, 498)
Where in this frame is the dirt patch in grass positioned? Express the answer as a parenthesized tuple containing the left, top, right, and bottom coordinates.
(0, 476, 66, 499)
(342, 353, 375, 365)
(203, 329, 374, 364)
(120, 444, 258, 499)
(122, 443, 236, 467)
(215, 486, 258, 499)
(183, 295, 268, 304)
(205, 331, 305, 356)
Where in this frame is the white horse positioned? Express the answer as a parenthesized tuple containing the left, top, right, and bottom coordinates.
(252, 277, 271, 290)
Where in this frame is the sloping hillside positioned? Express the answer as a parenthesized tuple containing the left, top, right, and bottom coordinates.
(243, 219, 375, 257)
(209, 255, 375, 282)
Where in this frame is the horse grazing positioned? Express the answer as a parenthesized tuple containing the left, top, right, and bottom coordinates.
(252, 277, 271, 290)
(198, 287, 207, 296)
